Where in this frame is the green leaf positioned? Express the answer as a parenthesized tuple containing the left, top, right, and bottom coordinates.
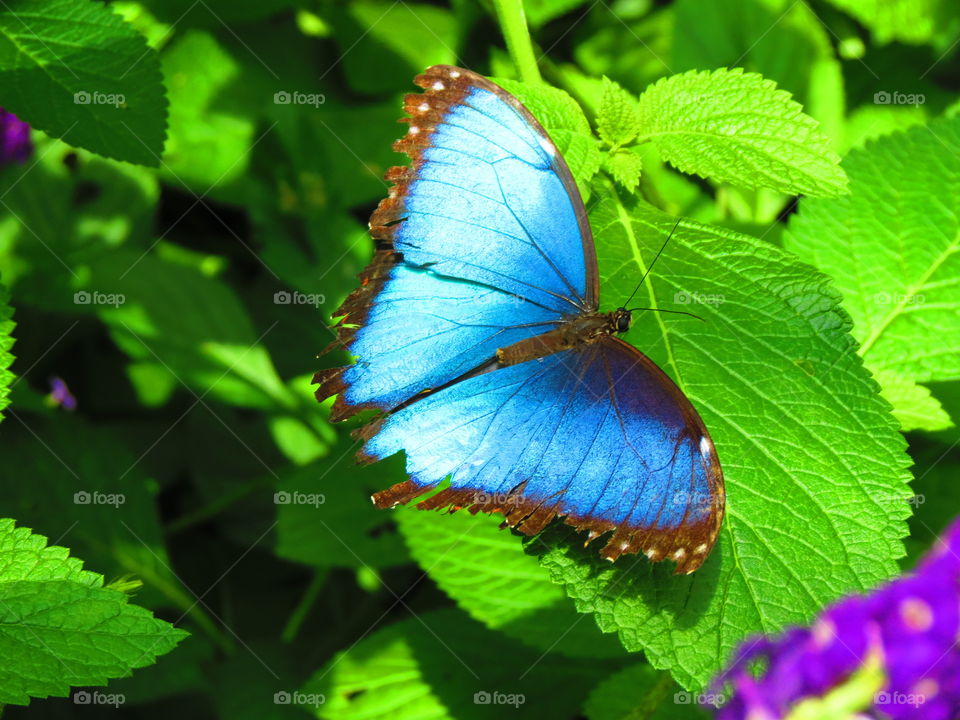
(605, 148, 644, 192)
(873, 369, 952, 432)
(0, 518, 186, 705)
(333, 1, 458, 95)
(0, 0, 166, 165)
(0, 280, 14, 421)
(395, 509, 624, 658)
(301, 608, 616, 720)
(161, 30, 256, 196)
(82, 250, 295, 411)
(783, 116, 960, 432)
(823, 0, 959, 45)
(637, 68, 847, 197)
(0, 138, 159, 311)
(274, 440, 410, 569)
(523, 0, 591, 28)
(598, 76, 642, 147)
(672, 0, 834, 110)
(583, 664, 711, 720)
(533, 187, 911, 689)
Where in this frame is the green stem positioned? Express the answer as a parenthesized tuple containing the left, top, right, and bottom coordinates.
(492, 0, 542, 84)
(281, 569, 328, 643)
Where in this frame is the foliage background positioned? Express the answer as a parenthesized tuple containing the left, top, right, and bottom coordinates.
(0, 0, 958, 717)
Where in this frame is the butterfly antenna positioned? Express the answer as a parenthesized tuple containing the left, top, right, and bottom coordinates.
(622, 220, 680, 309)
(630, 307, 705, 322)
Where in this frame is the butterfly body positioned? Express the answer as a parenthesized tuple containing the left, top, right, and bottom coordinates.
(495, 309, 629, 366)
(316, 65, 724, 574)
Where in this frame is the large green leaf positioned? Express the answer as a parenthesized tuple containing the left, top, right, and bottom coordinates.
(301, 609, 618, 720)
(0, 518, 186, 705)
(532, 187, 911, 689)
(637, 68, 847, 196)
(784, 116, 960, 432)
(395, 508, 624, 658)
(0, 0, 166, 165)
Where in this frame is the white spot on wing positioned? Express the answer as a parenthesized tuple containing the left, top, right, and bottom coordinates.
(449, 70, 460, 78)
(432, 81, 445, 91)
(694, 543, 708, 554)
(409, 126, 420, 135)
(418, 102, 429, 113)
(699, 435, 713, 457)
(537, 136, 556, 157)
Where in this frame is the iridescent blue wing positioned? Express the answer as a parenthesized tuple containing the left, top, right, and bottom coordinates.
(317, 65, 597, 419)
(363, 337, 724, 574)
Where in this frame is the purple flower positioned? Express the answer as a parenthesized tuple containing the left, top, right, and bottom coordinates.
(48, 376, 76, 411)
(712, 517, 960, 719)
(0, 109, 32, 164)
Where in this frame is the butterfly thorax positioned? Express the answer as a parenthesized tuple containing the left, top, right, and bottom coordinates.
(495, 308, 632, 367)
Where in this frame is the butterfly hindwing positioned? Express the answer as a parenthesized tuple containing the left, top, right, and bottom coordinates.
(316, 65, 596, 420)
(363, 336, 723, 574)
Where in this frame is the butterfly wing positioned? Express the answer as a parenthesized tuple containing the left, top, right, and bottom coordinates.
(364, 336, 724, 574)
(317, 65, 598, 419)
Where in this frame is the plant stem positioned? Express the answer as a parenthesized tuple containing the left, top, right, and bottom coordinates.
(281, 568, 328, 643)
(492, 0, 542, 84)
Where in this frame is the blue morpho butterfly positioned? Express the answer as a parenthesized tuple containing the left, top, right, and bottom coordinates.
(315, 65, 724, 574)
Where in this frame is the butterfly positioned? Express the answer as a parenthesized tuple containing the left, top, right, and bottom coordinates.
(315, 65, 724, 574)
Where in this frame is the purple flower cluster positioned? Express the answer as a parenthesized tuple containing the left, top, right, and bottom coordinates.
(713, 519, 960, 719)
(0, 109, 32, 164)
